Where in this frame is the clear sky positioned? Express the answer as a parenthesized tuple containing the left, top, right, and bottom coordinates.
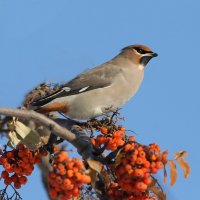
(0, 0, 199, 199)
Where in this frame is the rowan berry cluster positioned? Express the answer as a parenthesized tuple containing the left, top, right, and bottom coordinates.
(108, 182, 155, 200)
(48, 151, 91, 200)
(91, 126, 125, 151)
(108, 136, 168, 199)
(0, 144, 42, 189)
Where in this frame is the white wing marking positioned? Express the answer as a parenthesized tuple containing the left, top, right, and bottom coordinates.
(79, 86, 90, 93)
(62, 87, 71, 92)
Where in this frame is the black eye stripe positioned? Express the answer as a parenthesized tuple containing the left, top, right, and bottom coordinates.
(134, 47, 152, 54)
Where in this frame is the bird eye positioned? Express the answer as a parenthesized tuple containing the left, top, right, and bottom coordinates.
(135, 48, 145, 54)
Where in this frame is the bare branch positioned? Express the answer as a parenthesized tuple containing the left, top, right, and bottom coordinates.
(0, 107, 94, 160)
(0, 107, 75, 141)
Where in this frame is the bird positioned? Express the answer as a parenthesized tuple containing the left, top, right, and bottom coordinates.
(31, 44, 158, 120)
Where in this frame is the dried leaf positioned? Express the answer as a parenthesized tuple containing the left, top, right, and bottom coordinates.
(8, 119, 42, 150)
(88, 168, 98, 188)
(87, 160, 111, 189)
(177, 158, 190, 178)
(8, 131, 21, 147)
(174, 151, 188, 159)
(163, 165, 167, 183)
(149, 185, 166, 200)
(87, 160, 103, 173)
(167, 160, 178, 186)
(115, 150, 124, 166)
(14, 120, 32, 139)
(100, 167, 112, 187)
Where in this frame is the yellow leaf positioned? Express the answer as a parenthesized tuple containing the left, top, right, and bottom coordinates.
(177, 158, 190, 179)
(167, 160, 178, 186)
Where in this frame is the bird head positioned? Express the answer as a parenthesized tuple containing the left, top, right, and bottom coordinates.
(120, 44, 158, 67)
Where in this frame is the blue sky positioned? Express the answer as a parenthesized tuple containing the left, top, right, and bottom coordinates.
(0, 0, 199, 199)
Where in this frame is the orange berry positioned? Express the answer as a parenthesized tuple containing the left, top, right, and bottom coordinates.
(117, 166, 126, 176)
(1, 170, 9, 179)
(49, 188, 58, 199)
(74, 172, 82, 181)
(114, 130, 124, 138)
(11, 173, 19, 183)
(73, 167, 79, 173)
(118, 126, 125, 131)
(123, 143, 132, 152)
(14, 182, 21, 189)
(155, 161, 164, 169)
(0, 157, 7, 165)
(130, 154, 137, 162)
(18, 151, 25, 158)
(129, 136, 135, 142)
(17, 160, 24, 167)
(40, 149, 48, 156)
(144, 172, 150, 178)
(143, 177, 152, 185)
(55, 176, 63, 184)
(134, 181, 147, 192)
(136, 157, 144, 165)
(127, 168, 133, 175)
(134, 169, 144, 178)
(121, 157, 128, 165)
(66, 169, 74, 178)
(125, 164, 132, 171)
(4, 177, 12, 185)
(24, 148, 30, 154)
(48, 172, 56, 179)
(90, 138, 95, 145)
(151, 167, 158, 174)
(75, 160, 84, 169)
(110, 182, 118, 188)
(34, 156, 41, 164)
(134, 149, 139, 156)
(57, 151, 68, 162)
(72, 187, 79, 196)
(143, 161, 150, 168)
(100, 126, 108, 134)
(81, 175, 91, 184)
(19, 176, 28, 184)
(6, 152, 14, 159)
(63, 178, 72, 185)
(53, 146, 59, 152)
(4, 162, 11, 170)
(66, 162, 74, 169)
(138, 146, 143, 152)
(17, 143, 25, 150)
(150, 154, 157, 161)
(59, 169, 67, 176)
(139, 151, 146, 158)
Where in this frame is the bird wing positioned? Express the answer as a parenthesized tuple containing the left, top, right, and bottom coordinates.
(31, 62, 120, 107)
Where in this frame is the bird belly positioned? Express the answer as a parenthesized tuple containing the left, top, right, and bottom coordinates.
(66, 81, 143, 119)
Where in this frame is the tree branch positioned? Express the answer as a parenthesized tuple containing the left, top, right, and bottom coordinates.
(0, 107, 94, 160)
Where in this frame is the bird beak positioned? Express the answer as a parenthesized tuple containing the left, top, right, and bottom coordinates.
(151, 52, 158, 57)
(139, 52, 158, 66)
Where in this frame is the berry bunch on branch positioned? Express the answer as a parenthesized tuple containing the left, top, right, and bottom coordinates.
(0, 83, 190, 200)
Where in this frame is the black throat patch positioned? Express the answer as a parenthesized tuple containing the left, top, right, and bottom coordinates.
(139, 56, 153, 66)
